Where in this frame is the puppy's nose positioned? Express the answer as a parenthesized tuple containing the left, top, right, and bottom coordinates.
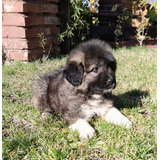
(106, 78, 114, 86)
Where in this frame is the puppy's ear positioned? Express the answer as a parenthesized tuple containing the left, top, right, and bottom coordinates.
(63, 61, 84, 87)
(109, 60, 117, 72)
(107, 54, 117, 72)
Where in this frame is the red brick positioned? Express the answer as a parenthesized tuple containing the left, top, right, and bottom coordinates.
(27, 36, 57, 50)
(2, 13, 25, 26)
(44, 16, 60, 25)
(44, 4, 59, 13)
(2, 26, 59, 38)
(3, 38, 28, 49)
(28, 36, 59, 49)
(23, 3, 44, 13)
(2, 26, 26, 38)
(28, 50, 42, 60)
(28, 48, 55, 60)
(6, 49, 47, 61)
(2, 0, 60, 61)
(25, 16, 44, 26)
(27, 28, 47, 38)
(3, 1, 24, 13)
(3, 1, 59, 13)
(27, 26, 60, 37)
(3, 1, 46, 14)
(5, 42, 60, 61)
(7, 50, 28, 61)
(44, 36, 60, 47)
(48, 0, 59, 3)
(28, 47, 58, 60)
(4, 46, 47, 61)
(3, 36, 59, 50)
(2, 14, 60, 27)
(3, 14, 50, 27)
(25, 16, 60, 26)
(45, 26, 60, 35)
(24, 3, 58, 13)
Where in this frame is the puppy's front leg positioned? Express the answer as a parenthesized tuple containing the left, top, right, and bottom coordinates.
(69, 119, 95, 140)
(104, 107, 132, 129)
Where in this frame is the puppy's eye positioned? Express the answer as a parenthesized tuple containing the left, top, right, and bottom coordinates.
(91, 67, 99, 73)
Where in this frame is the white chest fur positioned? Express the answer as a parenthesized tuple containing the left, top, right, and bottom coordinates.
(81, 94, 113, 121)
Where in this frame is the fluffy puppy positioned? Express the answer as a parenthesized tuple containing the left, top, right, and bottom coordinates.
(32, 39, 132, 140)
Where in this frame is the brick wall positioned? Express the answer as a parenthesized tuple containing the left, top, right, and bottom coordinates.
(2, 0, 60, 61)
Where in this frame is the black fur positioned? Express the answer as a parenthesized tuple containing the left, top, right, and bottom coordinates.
(63, 62, 84, 87)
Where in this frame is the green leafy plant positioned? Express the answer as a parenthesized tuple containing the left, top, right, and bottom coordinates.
(133, 0, 157, 46)
(149, 0, 157, 12)
(139, 0, 157, 24)
(37, 32, 47, 55)
(135, 14, 150, 47)
(114, 14, 130, 46)
(111, 6, 131, 46)
(58, 0, 91, 46)
(139, 0, 157, 12)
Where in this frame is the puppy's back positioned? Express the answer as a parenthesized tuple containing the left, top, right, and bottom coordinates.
(32, 67, 65, 112)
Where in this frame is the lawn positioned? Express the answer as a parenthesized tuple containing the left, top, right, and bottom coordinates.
(2, 46, 157, 159)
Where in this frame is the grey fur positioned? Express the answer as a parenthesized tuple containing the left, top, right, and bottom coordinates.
(32, 39, 117, 125)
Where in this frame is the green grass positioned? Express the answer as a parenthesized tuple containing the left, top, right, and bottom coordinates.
(2, 46, 157, 159)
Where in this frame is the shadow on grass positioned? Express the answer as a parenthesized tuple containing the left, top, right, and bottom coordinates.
(113, 89, 149, 109)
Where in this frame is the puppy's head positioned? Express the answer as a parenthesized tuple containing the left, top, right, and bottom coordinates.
(63, 39, 116, 96)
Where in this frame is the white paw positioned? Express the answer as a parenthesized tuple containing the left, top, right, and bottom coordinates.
(121, 116, 132, 129)
(105, 107, 132, 129)
(41, 112, 52, 119)
(69, 119, 95, 140)
(79, 126, 95, 140)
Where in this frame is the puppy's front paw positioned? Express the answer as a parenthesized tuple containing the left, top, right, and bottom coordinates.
(69, 119, 95, 140)
(105, 107, 132, 129)
(120, 117, 132, 129)
(79, 126, 95, 140)
(41, 112, 52, 119)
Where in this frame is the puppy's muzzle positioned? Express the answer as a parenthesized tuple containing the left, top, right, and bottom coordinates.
(104, 78, 116, 90)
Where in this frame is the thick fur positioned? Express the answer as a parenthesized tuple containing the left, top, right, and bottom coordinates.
(32, 39, 132, 139)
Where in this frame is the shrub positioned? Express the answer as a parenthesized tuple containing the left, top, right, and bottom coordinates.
(133, 0, 157, 46)
(58, 0, 91, 47)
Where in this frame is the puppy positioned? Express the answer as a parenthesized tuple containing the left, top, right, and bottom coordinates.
(32, 39, 132, 140)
